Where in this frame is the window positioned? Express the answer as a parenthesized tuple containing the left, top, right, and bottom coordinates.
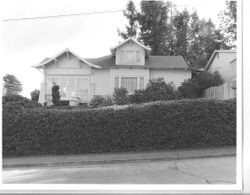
(121, 77, 137, 94)
(115, 77, 119, 88)
(126, 50, 135, 64)
(139, 77, 144, 89)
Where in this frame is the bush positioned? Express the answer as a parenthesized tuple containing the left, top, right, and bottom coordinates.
(129, 89, 146, 104)
(144, 78, 176, 102)
(3, 94, 42, 110)
(113, 87, 129, 105)
(3, 99, 236, 157)
(89, 95, 113, 108)
(197, 71, 224, 89)
(103, 96, 113, 106)
(30, 89, 40, 103)
(178, 71, 224, 99)
(177, 78, 202, 98)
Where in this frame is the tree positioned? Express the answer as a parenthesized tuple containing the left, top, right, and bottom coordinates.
(172, 9, 190, 58)
(3, 74, 22, 95)
(187, 17, 229, 68)
(118, 1, 139, 39)
(138, 0, 171, 55)
(30, 89, 40, 102)
(218, 0, 237, 47)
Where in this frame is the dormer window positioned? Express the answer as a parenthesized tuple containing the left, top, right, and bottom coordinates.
(126, 50, 135, 64)
(118, 50, 141, 65)
(111, 37, 151, 66)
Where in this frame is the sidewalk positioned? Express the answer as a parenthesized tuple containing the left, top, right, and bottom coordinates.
(3, 146, 236, 168)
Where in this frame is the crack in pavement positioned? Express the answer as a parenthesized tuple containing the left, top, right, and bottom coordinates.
(209, 180, 235, 184)
(173, 161, 211, 184)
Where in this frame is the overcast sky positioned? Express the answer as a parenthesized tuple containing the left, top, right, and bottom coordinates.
(0, 0, 226, 98)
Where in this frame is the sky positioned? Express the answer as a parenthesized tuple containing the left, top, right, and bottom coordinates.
(0, 0, 226, 98)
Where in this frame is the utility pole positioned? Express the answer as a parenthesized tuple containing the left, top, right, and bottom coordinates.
(170, 1, 173, 56)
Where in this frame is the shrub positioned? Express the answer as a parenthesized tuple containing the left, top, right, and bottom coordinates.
(103, 96, 113, 106)
(3, 99, 236, 157)
(129, 89, 146, 104)
(52, 85, 60, 106)
(144, 78, 176, 102)
(2, 94, 42, 110)
(30, 89, 40, 103)
(113, 87, 129, 105)
(197, 71, 224, 89)
(89, 95, 106, 108)
(178, 71, 224, 99)
(89, 95, 113, 108)
(177, 78, 202, 98)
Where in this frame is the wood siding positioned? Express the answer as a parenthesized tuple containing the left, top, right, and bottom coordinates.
(149, 69, 191, 88)
(204, 81, 236, 100)
(92, 69, 110, 96)
(207, 52, 236, 81)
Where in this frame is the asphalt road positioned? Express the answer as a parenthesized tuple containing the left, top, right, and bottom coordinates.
(3, 156, 236, 184)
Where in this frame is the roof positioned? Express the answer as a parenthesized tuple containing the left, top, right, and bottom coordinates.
(33, 48, 101, 69)
(230, 58, 237, 64)
(89, 55, 189, 69)
(205, 50, 236, 70)
(110, 37, 151, 56)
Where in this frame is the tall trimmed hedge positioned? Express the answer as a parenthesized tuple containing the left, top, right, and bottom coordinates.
(3, 99, 236, 157)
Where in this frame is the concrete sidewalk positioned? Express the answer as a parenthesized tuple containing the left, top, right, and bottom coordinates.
(3, 146, 236, 168)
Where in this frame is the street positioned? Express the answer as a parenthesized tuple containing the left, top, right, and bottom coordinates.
(3, 156, 235, 184)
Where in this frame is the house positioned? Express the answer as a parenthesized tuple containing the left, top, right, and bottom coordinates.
(34, 38, 191, 105)
(204, 50, 236, 82)
(203, 50, 237, 100)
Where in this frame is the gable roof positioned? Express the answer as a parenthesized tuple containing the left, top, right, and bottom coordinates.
(33, 48, 101, 69)
(88, 55, 189, 69)
(110, 37, 151, 56)
(205, 50, 236, 70)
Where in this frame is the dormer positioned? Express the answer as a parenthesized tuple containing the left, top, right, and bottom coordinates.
(110, 37, 151, 66)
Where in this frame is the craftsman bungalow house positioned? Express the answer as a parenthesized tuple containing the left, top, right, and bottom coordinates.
(35, 38, 191, 105)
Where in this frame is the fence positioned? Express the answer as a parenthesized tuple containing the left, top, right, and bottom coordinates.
(204, 81, 236, 100)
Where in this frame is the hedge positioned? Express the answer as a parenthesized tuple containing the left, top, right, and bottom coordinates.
(3, 99, 236, 157)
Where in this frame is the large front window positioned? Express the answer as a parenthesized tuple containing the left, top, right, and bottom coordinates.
(115, 76, 144, 94)
(121, 77, 137, 94)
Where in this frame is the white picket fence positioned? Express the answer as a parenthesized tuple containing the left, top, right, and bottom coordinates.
(204, 81, 236, 100)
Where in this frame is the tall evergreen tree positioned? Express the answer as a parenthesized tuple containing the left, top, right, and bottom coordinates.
(172, 9, 190, 58)
(118, 1, 138, 39)
(138, 0, 171, 55)
(218, 0, 237, 47)
(3, 74, 22, 95)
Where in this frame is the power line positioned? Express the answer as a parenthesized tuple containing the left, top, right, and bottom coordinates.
(2, 3, 205, 22)
(2, 9, 125, 22)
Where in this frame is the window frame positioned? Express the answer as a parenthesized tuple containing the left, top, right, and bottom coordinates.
(115, 75, 145, 94)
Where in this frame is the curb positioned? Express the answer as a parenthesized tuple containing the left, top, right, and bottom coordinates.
(3, 153, 236, 169)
